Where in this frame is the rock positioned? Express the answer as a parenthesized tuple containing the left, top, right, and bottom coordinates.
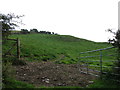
(45, 80, 49, 83)
(45, 79, 50, 83)
(88, 81, 94, 84)
(46, 79, 49, 81)
(57, 83, 63, 86)
(57, 83, 66, 86)
(23, 74, 26, 76)
(86, 85, 89, 87)
(42, 78, 50, 83)
(41, 76, 47, 79)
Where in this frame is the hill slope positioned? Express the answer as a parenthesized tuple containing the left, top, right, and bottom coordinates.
(9, 34, 113, 64)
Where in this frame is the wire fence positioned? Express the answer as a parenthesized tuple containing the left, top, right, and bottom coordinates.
(78, 46, 120, 82)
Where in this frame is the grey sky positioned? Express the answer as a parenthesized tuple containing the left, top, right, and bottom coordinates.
(0, 0, 119, 42)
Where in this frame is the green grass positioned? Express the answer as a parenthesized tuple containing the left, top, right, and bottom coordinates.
(38, 86, 82, 89)
(3, 78, 35, 88)
(8, 34, 114, 64)
(7, 34, 115, 64)
(4, 33, 117, 71)
(87, 79, 120, 88)
(8, 34, 117, 75)
(3, 34, 119, 88)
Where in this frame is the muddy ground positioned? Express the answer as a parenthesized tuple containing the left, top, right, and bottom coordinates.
(13, 60, 98, 88)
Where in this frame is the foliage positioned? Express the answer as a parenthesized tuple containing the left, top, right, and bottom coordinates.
(0, 13, 24, 39)
(2, 61, 15, 81)
(107, 29, 120, 78)
(21, 29, 29, 34)
(108, 29, 120, 48)
(2, 56, 27, 88)
(30, 28, 38, 33)
(39, 31, 51, 34)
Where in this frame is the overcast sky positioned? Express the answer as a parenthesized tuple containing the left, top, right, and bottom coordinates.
(0, 0, 119, 42)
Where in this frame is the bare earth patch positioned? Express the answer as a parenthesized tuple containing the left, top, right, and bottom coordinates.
(13, 60, 97, 88)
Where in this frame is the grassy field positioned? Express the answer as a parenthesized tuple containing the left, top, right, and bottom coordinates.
(7, 34, 111, 63)
(6, 34, 116, 65)
(3, 33, 119, 88)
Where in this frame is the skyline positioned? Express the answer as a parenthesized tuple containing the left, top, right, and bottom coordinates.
(0, 0, 119, 42)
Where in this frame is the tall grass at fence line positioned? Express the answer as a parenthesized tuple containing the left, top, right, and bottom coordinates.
(87, 79, 120, 88)
(2, 56, 34, 88)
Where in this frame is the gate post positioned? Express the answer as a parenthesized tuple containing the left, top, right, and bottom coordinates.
(78, 53, 82, 72)
(100, 51, 103, 79)
(86, 62, 89, 74)
(17, 38, 20, 60)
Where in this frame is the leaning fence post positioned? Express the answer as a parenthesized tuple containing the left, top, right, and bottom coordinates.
(17, 38, 20, 60)
(100, 51, 103, 79)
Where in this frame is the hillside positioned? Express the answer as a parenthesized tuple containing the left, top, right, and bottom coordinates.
(3, 34, 118, 88)
(9, 34, 112, 64)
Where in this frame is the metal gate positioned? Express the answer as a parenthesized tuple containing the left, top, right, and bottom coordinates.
(78, 46, 120, 82)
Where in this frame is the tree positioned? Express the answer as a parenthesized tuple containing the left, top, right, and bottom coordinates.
(39, 31, 46, 34)
(0, 13, 24, 39)
(52, 32, 54, 34)
(107, 29, 120, 78)
(107, 29, 120, 48)
(21, 29, 29, 34)
(30, 28, 38, 33)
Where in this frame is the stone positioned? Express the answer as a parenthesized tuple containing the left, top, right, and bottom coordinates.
(23, 74, 26, 76)
(45, 80, 49, 83)
(88, 81, 94, 84)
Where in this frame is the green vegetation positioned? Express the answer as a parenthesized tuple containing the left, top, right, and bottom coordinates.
(0, 13, 24, 39)
(88, 79, 120, 88)
(1, 13, 119, 89)
(7, 34, 116, 71)
(4, 34, 116, 72)
(3, 33, 119, 88)
(8, 34, 113, 64)
(2, 60, 34, 88)
(3, 78, 35, 88)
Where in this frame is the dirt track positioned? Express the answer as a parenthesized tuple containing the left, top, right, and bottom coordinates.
(13, 60, 97, 88)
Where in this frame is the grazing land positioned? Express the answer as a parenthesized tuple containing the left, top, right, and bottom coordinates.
(9, 34, 114, 63)
(8, 34, 116, 68)
(3, 34, 118, 88)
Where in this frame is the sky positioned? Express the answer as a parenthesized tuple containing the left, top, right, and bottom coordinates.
(0, 0, 119, 42)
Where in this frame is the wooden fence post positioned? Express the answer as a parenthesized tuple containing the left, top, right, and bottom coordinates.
(17, 38, 20, 60)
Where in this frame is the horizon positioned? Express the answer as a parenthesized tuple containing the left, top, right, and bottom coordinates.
(0, 0, 119, 42)
(11, 29, 110, 43)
